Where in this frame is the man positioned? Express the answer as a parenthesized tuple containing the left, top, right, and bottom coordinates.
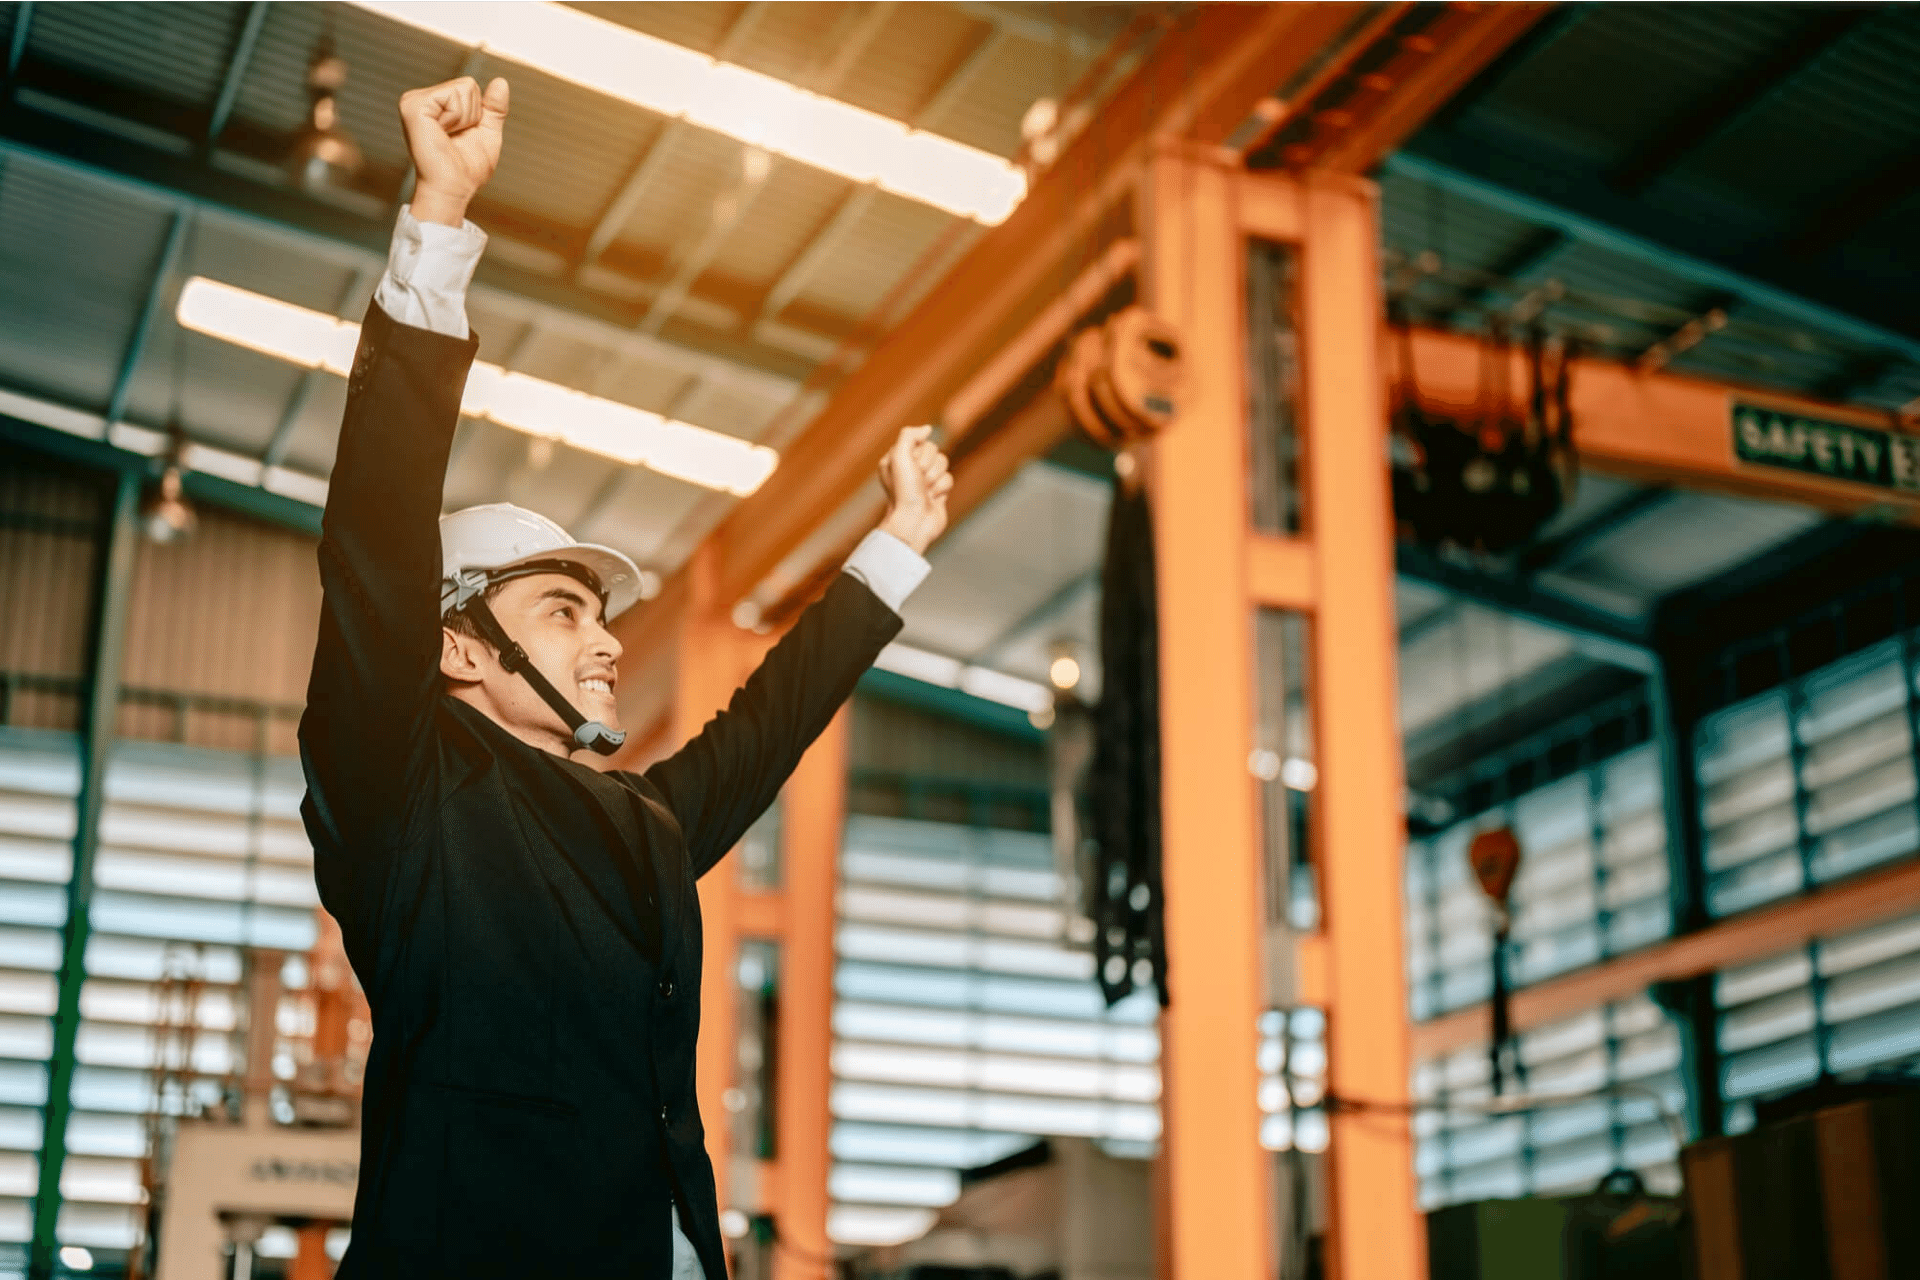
(299, 76, 952, 1279)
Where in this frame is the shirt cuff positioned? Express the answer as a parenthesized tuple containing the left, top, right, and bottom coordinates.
(843, 529, 930, 615)
(372, 205, 488, 339)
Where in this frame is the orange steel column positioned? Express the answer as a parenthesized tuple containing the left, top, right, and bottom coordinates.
(672, 541, 775, 1212)
(1142, 142, 1272, 1280)
(772, 707, 850, 1279)
(290, 1224, 331, 1280)
(1297, 173, 1424, 1279)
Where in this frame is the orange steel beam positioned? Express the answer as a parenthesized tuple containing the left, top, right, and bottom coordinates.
(1412, 856, 1920, 1061)
(773, 709, 851, 1280)
(1405, 327, 1920, 519)
(1296, 172, 1426, 1280)
(669, 542, 778, 1214)
(1144, 142, 1271, 1280)
(289, 1225, 331, 1280)
(738, 891, 785, 939)
(1247, 536, 1316, 610)
(709, 3, 1381, 610)
(1308, 4, 1554, 173)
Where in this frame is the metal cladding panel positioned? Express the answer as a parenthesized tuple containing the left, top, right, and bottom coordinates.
(1677, 9, 1920, 224)
(831, 3, 989, 132)
(791, 188, 956, 321)
(703, 159, 856, 293)
(272, 374, 349, 480)
(1378, 169, 1542, 274)
(608, 125, 749, 268)
(569, 1, 747, 59)
(119, 505, 320, 728)
(235, 3, 453, 175)
(24, 0, 242, 108)
(728, 1, 876, 89)
(170, 332, 307, 462)
(1451, 3, 1818, 172)
(931, 24, 1079, 159)
(0, 459, 104, 723)
(0, 158, 168, 412)
(565, 466, 709, 567)
(477, 57, 669, 234)
(1569, 493, 1821, 601)
(897, 461, 1110, 666)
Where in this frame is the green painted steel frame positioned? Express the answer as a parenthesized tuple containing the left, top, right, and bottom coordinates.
(28, 468, 138, 1279)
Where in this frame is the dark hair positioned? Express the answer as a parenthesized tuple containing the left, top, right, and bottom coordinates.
(442, 580, 508, 650)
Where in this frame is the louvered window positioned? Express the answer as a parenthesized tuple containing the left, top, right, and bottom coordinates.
(0, 729, 317, 1260)
(1406, 744, 1671, 1020)
(827, 814, 1159, 1247)
(1412, 993, 1686, 1209)
(1696, 638, 1919, 918)
(1715, 908, 1920, 1134)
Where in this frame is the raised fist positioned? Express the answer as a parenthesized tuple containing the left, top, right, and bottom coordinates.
(398, 76, 510, 226)
(877, 425, 953, 556)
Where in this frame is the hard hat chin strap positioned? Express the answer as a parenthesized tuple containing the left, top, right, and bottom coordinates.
(450, 586, 626, 758)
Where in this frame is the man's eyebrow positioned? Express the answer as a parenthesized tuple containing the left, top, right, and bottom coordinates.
(536, 584, 599, 615)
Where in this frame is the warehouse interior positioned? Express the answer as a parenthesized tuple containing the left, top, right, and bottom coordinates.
(2, 1, 1920, 1277)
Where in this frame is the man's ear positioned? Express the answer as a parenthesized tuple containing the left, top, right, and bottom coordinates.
(440, 627, 489, 684)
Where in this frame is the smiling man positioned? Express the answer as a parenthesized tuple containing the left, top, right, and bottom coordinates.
(298, 76, 950, 1279)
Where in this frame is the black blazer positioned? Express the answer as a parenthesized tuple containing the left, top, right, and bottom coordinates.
(298, 303, 902, 1278)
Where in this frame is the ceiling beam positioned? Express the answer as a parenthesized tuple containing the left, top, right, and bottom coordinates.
(750, 22, 1007, 331)
(0, 106, 812, 401)
(575, 2, 774, 272)
(1418, 3, 1584, 139)
(1607, 9, 1872, 197)
(701, 4, 1388, 609)
(1781, 144, 1920, 263)
(636, 2, 898, 337)
(262, 266, 375, 469)
(972, 567, 1101, 666)
(1431, 226, 1567, 324)
(1395, 542, 1655, 669)
(6, 2, 32, 82)
(1516, 486, 1673, 575)
(106, 209, 191, 428)
(205, 0, 268, 150)
(947, 1, 1102, 60)
(1385, 139, 1920, 367)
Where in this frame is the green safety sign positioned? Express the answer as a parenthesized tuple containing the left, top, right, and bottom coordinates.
(1732, 402, 1920, 495)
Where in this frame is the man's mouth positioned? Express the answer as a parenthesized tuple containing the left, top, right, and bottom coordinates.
(581, 677, 615, 697)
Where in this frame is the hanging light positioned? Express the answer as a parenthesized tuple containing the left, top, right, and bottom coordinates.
(289, 34, 364, 193)
(143, 437, 197, 545)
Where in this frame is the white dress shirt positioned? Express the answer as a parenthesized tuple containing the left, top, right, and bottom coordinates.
(373, 206, 924, 1276)
(374, 205, 930, 614)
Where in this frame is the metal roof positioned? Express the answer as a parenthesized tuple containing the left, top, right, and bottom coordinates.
(0, 0, 1154, 582)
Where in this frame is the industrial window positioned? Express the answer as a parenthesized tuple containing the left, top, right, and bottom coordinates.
(1695, 637, 1919, 918)
(1405, 742, 1671, 1020)
(1714, 908, 1920, 1135)
(827, 813, 1159, 1248)
(1412, 993, 1686, 1210)
(0, 728, 318, 1259)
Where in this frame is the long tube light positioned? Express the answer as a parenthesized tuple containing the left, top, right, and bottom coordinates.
(175, 277, 778, 496)
(350, 1, 1027, 225)
(873, 642, 1052, 714)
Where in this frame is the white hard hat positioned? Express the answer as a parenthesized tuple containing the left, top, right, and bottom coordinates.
(438, 503, 647, 620)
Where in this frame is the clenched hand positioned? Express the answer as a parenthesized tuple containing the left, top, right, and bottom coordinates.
(399, 76, 510, 227)
(877, 425, 953, 556)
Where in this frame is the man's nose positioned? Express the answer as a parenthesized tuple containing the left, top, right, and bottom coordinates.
(591, 620, 623, 663)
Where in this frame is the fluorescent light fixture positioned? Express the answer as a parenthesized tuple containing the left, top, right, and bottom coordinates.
(175, 277, 778, 496)
(873, 643, 1052, 713)
(351, 1, 1027, 224)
